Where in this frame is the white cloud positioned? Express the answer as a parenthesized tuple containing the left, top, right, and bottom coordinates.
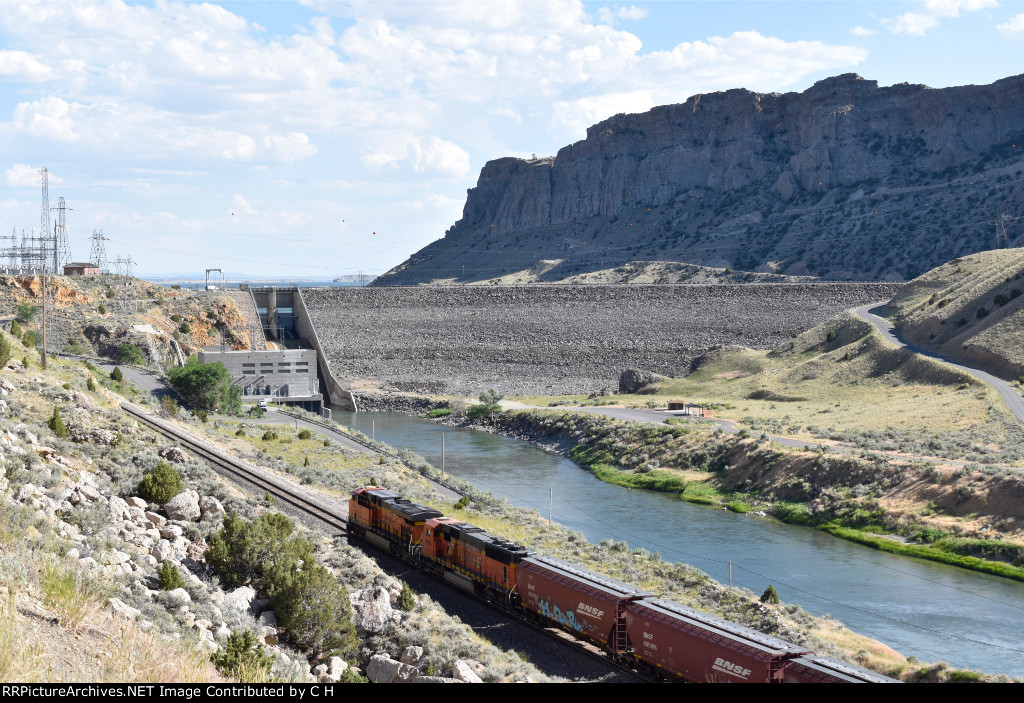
(997, 13, 1024, 35)
(232, 194, 255, 215)
(598, 5, 649, 25)
(410, 136, 471, 177)
(362, 135, 471, 178)
(849, 25, 877, 36)
(884, 0, 997, 35)
(0, 50, 52, 81)
(4, 163, 61, 187)
(13, 96, 78, 140)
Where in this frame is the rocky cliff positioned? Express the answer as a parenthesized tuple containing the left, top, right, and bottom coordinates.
(379, 73, 1024, 285)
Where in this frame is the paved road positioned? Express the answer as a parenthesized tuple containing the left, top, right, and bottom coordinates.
(853, 303, 1024, 425)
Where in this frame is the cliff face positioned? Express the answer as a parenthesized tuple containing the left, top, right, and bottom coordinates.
(379, 73, 1024, 285)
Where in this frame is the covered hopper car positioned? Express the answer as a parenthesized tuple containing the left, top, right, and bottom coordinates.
(348, 486, 898, 684)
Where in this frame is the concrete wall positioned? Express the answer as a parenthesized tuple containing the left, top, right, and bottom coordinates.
(294, 288, 357, 410)
(198, 348, 319, 397)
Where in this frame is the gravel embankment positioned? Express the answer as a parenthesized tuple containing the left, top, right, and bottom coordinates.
(304, 284, 900, 396)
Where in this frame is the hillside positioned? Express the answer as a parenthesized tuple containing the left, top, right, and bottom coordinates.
(378, 73, 1024, 286)
(885, 248, 1024, 380)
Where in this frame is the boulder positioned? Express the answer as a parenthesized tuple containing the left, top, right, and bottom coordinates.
(159, 447, 192, 464)
(107, 598, 142, 621)
(365, 655, 418, 684)
(327, 656, 348, 679)
(354, 586, 393, 634)
(619, 369, 667, 394)
(199, 496, 225, 519)
(163, 492, 200, 522)
(222, 586, 258, 614)
(399, 646, 424, 667)
(126, 496, 148, 509)
(451, 660, 483, 683)
(165, 588, 192, 607)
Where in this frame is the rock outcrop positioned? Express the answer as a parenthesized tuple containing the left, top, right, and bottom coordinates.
(378, 73, 1024, 285)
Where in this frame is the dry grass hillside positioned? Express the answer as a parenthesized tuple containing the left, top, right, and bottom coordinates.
(885, 248, 1024, 380)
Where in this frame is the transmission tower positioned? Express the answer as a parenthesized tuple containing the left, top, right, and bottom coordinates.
(39, 167, 49, 273)
(89, 229, 108, 272)
(1, 227, 15, 273)
(51, 197, 70, 272)
(113, 255, 136, 312)
(991, 213, 1023, 249)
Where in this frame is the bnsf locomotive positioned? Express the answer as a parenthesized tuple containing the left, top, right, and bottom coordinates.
(348, 486, 897, 684)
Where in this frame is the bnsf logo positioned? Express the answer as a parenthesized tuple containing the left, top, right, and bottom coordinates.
(577, 602, 604, 618)
(712, 658, 752, 680)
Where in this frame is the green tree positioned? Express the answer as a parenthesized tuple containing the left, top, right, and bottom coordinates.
(0, 330, 10, 368)
(137, 461, 184, 505)
(15, 302, 36, 322)
(22, 331, 36, 348)
(8, 320, 22, 338)
(48, 407, 69, 438)
(97, 304, 106, 315)
(760, 584, 780, 604)
(272, 562, 358, 657)
(469, 388, 504, 421)
(398, 581, 415, 611)
(110, 366, 123, 383)
(86, 375, 97, 392)
(206, 511, 307, 590)
(167, 358, 240, 413)
(118, 343, 145, 366)
(158, 561, 185, 590)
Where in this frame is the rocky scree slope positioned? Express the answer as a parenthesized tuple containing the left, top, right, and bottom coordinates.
(380, 73, 1024, 285)
(304, 283, 898, 396)
(885, 247, 1024, 380)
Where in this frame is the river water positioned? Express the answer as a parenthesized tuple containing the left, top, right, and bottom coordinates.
(333, 410, 1024, 676)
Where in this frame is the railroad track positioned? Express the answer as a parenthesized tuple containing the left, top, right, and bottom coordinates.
(120, 401, 348, 533)
(120, 400, 644, 681)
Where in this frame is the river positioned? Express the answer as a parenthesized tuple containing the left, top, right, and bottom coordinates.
(333, 409, 1024, 676)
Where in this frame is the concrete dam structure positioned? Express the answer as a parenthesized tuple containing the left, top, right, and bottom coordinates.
(239, 286, 357, 411)
(302, 283, 901, 397)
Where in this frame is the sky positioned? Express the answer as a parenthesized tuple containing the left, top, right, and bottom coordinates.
(0, 0, 1022, 278)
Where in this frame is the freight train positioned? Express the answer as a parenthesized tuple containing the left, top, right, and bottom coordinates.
(348, 486, 898, 683)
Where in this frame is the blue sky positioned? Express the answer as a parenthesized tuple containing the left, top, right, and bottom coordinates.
(0, 0, 1021, 278)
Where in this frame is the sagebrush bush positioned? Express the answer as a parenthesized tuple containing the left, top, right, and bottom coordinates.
(137, 461, 184, 504)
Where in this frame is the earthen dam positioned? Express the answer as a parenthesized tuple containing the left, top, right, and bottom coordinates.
(302, 283, 900, 397)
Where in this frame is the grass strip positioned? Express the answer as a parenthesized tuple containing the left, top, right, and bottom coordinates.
(820, 525, 1024, 582)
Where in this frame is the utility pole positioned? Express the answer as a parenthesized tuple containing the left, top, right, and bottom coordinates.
(40, 269, 47, 370)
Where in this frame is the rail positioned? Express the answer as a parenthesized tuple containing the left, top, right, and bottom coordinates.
(120, 400, 347, 533)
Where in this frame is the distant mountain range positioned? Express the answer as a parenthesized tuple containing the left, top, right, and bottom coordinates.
(377, 73, 1024, 285)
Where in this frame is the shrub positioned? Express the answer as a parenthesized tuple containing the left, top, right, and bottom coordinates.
(261, 430, 278, 441)
(211, 630, 273, 680)
(86, 375, 97, 392)
(453, 495, 470, 510)
(398, 581, 415, 611)
(48, 407, 69, 438)
(97, 304, 106, 314)
(159, 395, 179, 417)
(137, 461, 184, 505)
(110, 367, 123, 383)
(21, 356, 29, 369)
(118, 343, 145, 366)
(297, 429, 312, 440)
(424, 408, 452, 418)
(158, 561, 185, 590)
(8, 320, 22, 338)
(21, 331, 36, 348)
(760, 584, 780, 604)
(179, 322, 191, 334)
(0, 331, 9, 368)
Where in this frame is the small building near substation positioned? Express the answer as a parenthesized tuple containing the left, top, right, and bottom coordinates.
(63, 262, 99, 276)
(197, 348, 324, 414)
